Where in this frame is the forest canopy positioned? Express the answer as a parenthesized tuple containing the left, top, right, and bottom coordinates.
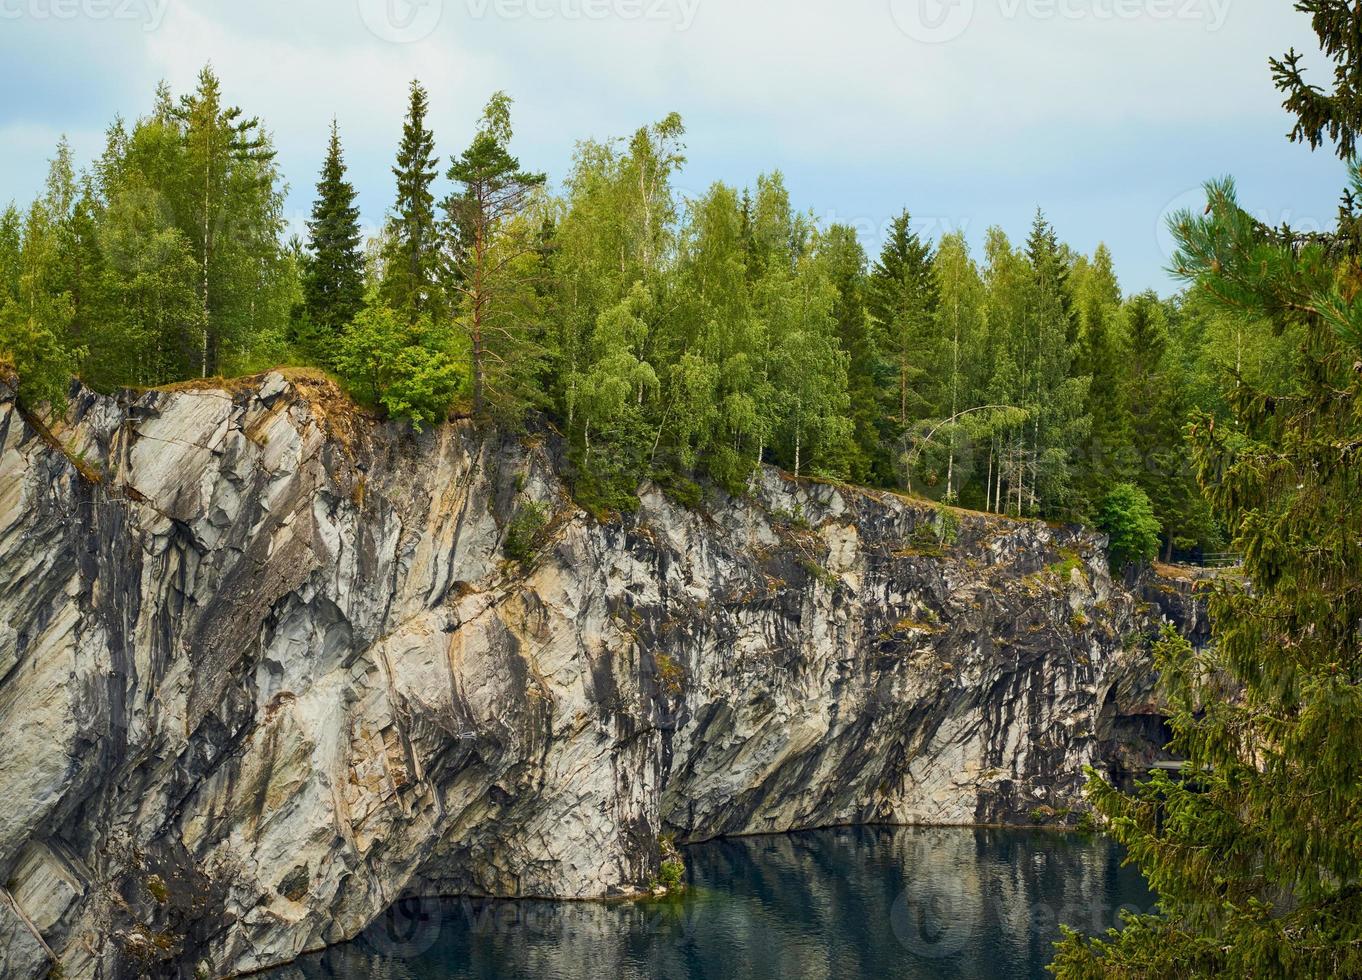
(0, 66, 1287, 553)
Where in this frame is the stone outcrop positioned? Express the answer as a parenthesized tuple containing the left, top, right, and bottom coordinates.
(0, 372, 1193, 978)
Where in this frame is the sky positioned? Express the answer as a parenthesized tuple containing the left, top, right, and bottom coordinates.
(0, 0, 1348, 293)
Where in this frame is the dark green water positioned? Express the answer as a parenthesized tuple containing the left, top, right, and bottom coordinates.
(269, 827, 1152, 980)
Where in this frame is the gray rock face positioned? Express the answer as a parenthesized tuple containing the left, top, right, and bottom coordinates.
(0, 374, 1187, 978)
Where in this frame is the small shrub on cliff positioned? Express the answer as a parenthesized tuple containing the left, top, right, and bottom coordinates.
(934, 503, 961, 546)
(1096, 483, 1160, 571)
(656, 835, 686, 891)
(504, 501, 550, 563)
(654, 653, 686, 695)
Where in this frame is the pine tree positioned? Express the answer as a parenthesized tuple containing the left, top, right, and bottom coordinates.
(1021, 211, 1089, 516)
(382, 80, 441, 325)
(302, 120, 366, 340)
(443, 91, 547, 418)
(1054, 7, 1362, 975)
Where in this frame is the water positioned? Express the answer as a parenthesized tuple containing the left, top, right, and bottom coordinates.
(268, 827, 1152, 980)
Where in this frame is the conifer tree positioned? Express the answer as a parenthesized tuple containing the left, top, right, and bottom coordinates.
(443, 91, 547, 418)
(1054, 5, 1362, 974)
(1073, 243, 1132, 506)
(1022, 211, 1089, 515)
(818, 222, 883, 484)
(868, 211, 937, 429)
(382, 80, 441, 325)
(302, 120, 365, 339)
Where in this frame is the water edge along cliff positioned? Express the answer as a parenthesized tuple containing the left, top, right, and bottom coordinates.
(0, 371, 1201, 979)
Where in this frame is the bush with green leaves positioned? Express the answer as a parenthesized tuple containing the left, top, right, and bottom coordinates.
(332, 302, 462, 430)
(503, 501, 550, 563)
(1096, 482, 1160, 570)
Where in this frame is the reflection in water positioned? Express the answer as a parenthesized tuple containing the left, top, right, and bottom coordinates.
(268, 827, 1152, 980)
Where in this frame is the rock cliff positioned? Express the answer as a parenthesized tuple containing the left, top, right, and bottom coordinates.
(0, 372, 1191, 978)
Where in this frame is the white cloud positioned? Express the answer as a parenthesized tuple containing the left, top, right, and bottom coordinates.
(0, 0, 1346, 288)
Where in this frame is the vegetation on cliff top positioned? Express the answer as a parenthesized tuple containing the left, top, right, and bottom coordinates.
(0, 57, 1307, 558)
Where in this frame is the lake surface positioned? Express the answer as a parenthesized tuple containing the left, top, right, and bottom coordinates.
(267, 827, 1152, 980)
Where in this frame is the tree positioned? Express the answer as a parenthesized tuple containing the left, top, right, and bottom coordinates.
(1095, 483, 1160, 570)
(930, 231, 987, 502)
(443, 91, 547, 418)
(816, 222, 882, 484)
(381, 80, 442, 325)
(0, 199, 82, 410)
(174, 65, 284, 377)
(1123, 292, 1199, 560)
(302, 120, 366, 341)
(867, 210, 937, 430)
(1054, 6, 1362, 975)
(573, 282, 661, 508)
(1072, 243, 1133, 506)
(769, 226, 853, 479)
(1022, 210, 1090, 517)
(333, 301, 461, 430)
(94, 174, 204, 388)
(0, 205, 21, 305)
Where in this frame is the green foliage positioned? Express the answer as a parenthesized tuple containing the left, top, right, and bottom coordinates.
(657, 856, 685, 890)
(0, 292, 80, 410)
(333, 302, 461, 430)
(0, 66, 1264, 554)
(934, 503, 961, 546)
(173, 66, 288, 378)
(503, 501, 550, 563)
(381, 81, 442, 325)
(1054, 8, 1362, 975)
(656, 835, 686, 891)
(302, 121, 365, 340)
(443, 92, 548, 421)
(0, 192, 79, 409)
(1096, 483, 1161, 570)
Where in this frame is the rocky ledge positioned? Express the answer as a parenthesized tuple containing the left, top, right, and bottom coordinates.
(0, 372, 1196, 978)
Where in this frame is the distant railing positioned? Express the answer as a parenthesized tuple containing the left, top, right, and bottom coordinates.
(1195, 553, 1242, 569)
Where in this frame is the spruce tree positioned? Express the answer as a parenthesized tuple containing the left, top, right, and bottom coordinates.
(1074, 243, 1133, 506)
(868, 211, 937, 429)
(382, 80, 441, 325)
(1021, 210, 1089, 516)
(302, 120, 365, 338)
(1053, 5, 1362, 975)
